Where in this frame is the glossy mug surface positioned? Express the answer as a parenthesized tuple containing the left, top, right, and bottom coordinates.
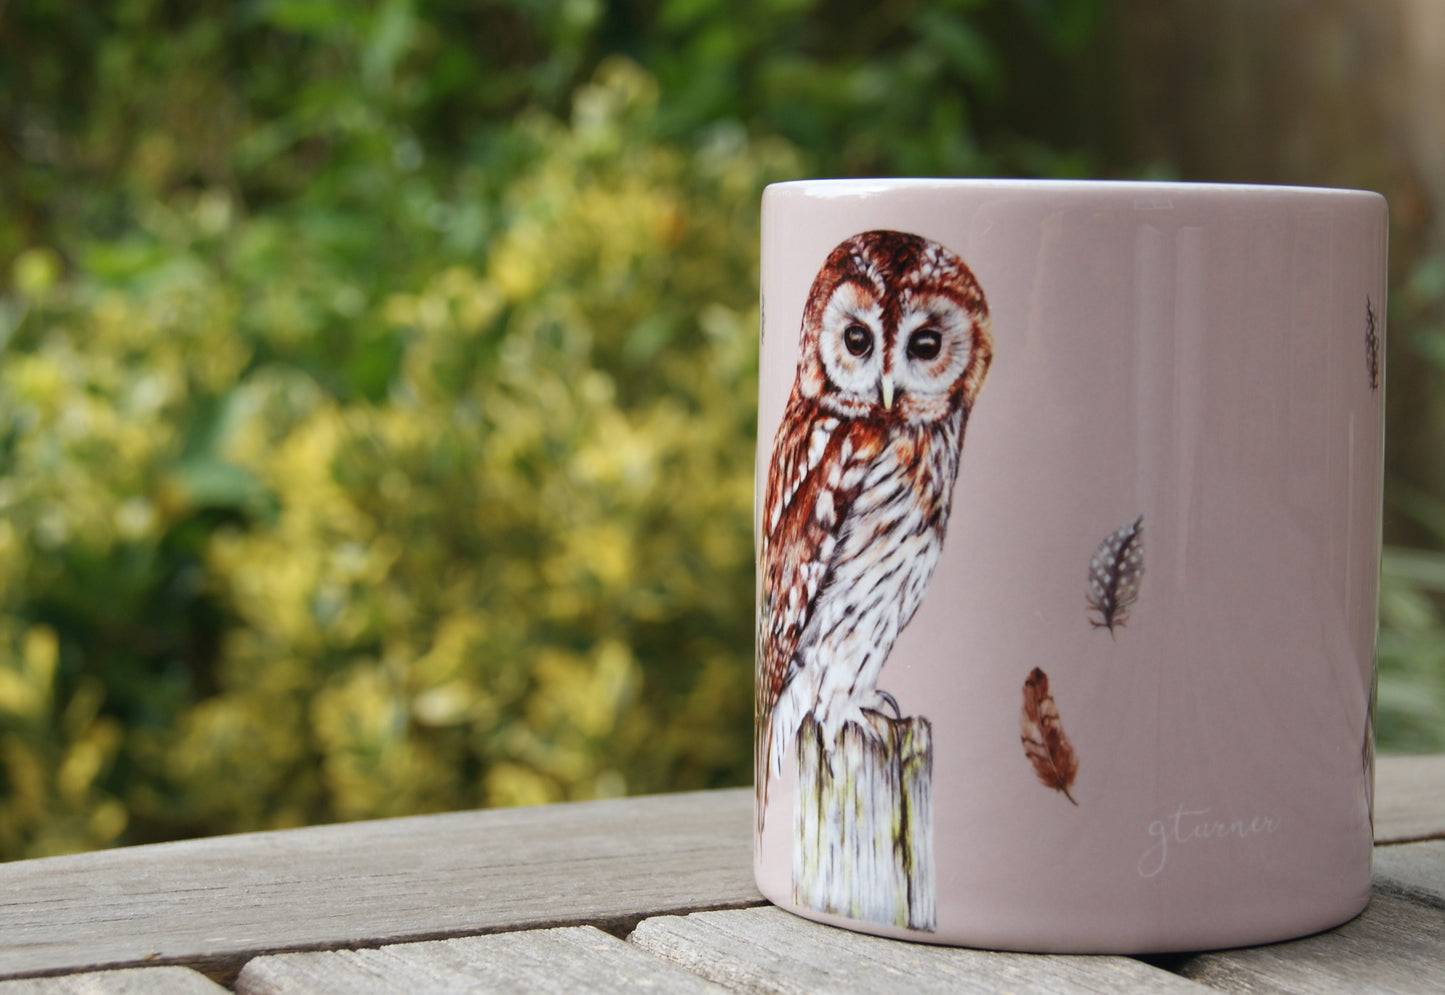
(754, 179, 1386, 952)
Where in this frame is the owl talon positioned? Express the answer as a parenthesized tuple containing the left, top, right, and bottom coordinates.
(874, 689, 902, 719)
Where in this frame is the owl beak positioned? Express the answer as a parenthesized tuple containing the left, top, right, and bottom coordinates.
(881, 376, 895, 411)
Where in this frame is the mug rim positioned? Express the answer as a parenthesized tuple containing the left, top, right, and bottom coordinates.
(763, 177, 1385, 203)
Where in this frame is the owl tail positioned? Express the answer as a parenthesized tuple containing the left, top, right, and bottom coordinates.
(757, 685, 807, 834)
(756, 704, 786, 835)
(756, 721, 774, 835)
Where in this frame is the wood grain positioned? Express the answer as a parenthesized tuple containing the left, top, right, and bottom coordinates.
(0, 755, 1439, 989)
(0, 967, 227, 994)
(1373, 839, 1445, 904)
(0, 789, 760, 984)
(1168, 886, 1445, 995)
(1373, 753, 1445, 843)
(629, 905, 1213, 994)
(236, 926, 726, 995)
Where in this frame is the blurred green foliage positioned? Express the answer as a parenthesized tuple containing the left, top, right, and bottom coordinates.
(1378, 248, 1445, 753)
(1, 0, 1440, 862)
(0, 0, 1106, 858)
(1379, 548, 1445, 751)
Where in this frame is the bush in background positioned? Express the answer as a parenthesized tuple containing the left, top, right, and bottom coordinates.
(0, 0, 1104, 858)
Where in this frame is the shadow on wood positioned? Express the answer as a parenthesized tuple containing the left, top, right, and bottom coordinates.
(791, 713, 935, 932)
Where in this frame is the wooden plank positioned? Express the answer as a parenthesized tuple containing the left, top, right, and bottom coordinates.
(0, 789, 759, 984)
(1373, 753, 1445, 843)
(236, 925, 726, 995)
(0, 967, 227, 994)
(628, 905, 1212, 994)
(1166, 880, 1445, 994)
(1373, 839, 1445, 904)
(0, 754, 1437, 987)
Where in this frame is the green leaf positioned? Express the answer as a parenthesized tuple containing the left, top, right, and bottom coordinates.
(255, 0, 352, 35)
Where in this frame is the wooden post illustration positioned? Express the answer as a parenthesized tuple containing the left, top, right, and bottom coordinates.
(792, 714, 935, 931)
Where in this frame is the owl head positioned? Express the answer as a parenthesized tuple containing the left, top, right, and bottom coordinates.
(795, 230, 992, 424)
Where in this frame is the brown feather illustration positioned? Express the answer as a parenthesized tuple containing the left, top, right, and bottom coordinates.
(1087, 515, 1144, 637)
(1021, 667, 1078, 805)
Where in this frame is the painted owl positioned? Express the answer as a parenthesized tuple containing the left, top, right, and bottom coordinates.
(756, 229, 993, 823)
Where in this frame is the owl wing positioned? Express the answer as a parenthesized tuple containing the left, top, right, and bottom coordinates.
(756, 395, 884, 803)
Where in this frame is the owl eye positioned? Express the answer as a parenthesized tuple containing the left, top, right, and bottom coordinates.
(842, 323, 873, 357)
(907, 328, 942, 360)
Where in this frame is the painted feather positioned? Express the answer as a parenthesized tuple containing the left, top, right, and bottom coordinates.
(1020, 667, 1078, 805)
(1364, 666, 1377, 831)
(1366, 295, 1381, 391)
(1087, 515, 1144, 636)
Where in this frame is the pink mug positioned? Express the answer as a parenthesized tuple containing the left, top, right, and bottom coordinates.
(754, 179, 1387, 952)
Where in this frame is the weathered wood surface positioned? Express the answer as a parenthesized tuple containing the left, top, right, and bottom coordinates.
(236, 925, 727, 995)
(629, 905, 1213, 994)
(1372, 752, 1445, 843)
(0, 754, 1440, 992)
(1373, 838, 1445, 901)
(0, 788, 759, 983)
(1153, 824, 1445, 995)
(1168, 889, 1445, 995)
(0, 967, 227, 994)
(792, 714, 934, 931)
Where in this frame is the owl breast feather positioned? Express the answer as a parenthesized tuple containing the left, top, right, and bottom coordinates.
(769, 407, 965, 748)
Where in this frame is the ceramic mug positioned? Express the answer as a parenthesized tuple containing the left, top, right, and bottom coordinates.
(754, 179, 1387, 952)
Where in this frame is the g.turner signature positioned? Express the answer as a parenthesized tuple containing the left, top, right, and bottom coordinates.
(1138, 803, 1281, 878)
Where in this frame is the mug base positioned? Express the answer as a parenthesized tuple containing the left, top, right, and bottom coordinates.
(756, 874, 1373, 955)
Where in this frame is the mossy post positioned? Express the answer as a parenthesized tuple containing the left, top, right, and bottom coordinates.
(792, 713, 935, 932)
